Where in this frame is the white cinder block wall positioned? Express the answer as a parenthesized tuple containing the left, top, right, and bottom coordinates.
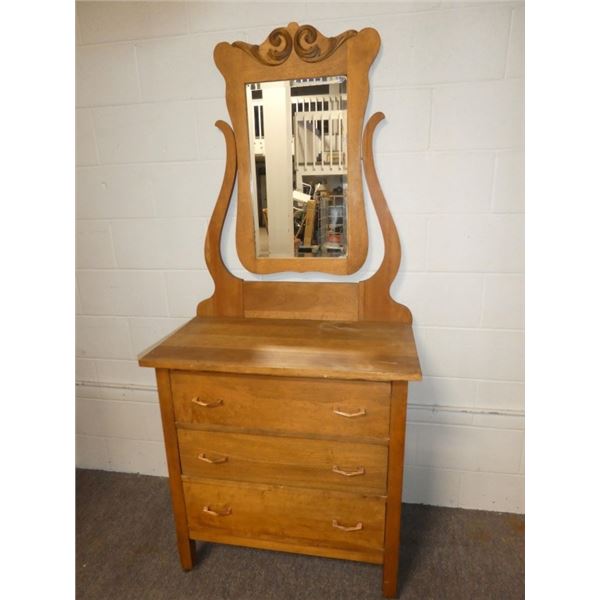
(76, 1, 524, 513)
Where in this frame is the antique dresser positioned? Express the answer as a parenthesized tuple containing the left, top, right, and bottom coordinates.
(139, 23, 421, 598)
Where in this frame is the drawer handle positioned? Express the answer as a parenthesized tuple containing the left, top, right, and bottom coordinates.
(332, 519, 363, 532)
(191, 397, 223, 408)
(333, 407, 366, 418)
(332, 465, 365, 477)
(202, 505, 232, 517)
(197, 452, 228, 464)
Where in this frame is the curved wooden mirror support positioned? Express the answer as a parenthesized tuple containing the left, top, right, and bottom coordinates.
(197, 112, 411, 324)
(214, 22, 380, 275)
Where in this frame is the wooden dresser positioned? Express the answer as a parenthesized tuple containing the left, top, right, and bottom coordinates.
(140, 317, 419, 585)
(139, 23, 421, 598)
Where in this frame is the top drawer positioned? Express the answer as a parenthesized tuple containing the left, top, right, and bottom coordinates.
(170, 372, 390, 440)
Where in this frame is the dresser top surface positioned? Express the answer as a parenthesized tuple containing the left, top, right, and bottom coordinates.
(139, 316, 421, 382)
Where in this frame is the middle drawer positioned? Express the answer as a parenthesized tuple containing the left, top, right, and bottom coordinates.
(178, 429, 388, 494)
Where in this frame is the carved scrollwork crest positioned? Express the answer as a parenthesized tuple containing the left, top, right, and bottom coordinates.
(232, 23, 357, 66)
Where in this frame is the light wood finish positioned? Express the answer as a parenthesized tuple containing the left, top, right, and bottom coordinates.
(359, 113, 412, 323)
(138, 23, 421, 599)
(383, 381, 409, 598)
(140, 317, 421, 381)
(214, 22, 380, 274)
(196, 120, 243, 318)
(155, 369, 195, 570)
(183, 479, 386, 561)
(243, 281, 359, 320)
(178, 428, 388, 494)
(171, 372, 391, 439)
(187, 527, 383, 565)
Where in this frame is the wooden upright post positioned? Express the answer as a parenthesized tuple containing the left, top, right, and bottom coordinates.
(383, 381, 408, 597)
(155, 369, 195, 570)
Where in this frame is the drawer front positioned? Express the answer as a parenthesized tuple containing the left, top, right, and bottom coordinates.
(178, 429, 388, 494)
(183, 480, 385, 556)
(170, 372, 390, 439)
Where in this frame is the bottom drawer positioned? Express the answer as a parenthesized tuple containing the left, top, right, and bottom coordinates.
(183, 480, 385, 563)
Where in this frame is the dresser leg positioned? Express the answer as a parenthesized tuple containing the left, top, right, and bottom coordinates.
(156, 368, 196, 571)
(177, 538, 195, 571)
(382, 524, 400, 598)
(382, 381, 408, 598)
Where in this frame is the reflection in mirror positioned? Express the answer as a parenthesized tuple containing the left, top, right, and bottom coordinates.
(246, 76, 348, 258)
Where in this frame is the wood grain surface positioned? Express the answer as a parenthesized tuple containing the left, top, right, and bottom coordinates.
(139, 316, 421, 381)
(183, 479, 386, 561)
(243, 281, 359, 321)
(178, 428, 388, 494)
(170, 371, 391, 439)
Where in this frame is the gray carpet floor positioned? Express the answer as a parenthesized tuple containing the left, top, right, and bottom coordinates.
(76, 469, 524, 600)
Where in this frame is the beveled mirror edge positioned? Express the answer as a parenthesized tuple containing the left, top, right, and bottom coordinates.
(214, 23, 380, 275)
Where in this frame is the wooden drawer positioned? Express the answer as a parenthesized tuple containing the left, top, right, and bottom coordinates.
(183, 479, 385, 563)
(170, 372, 390, 439)
(178, 429, 387, 494)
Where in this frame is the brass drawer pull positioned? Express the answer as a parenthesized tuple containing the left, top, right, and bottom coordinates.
(191, 397, 223, 408)
(202, 505, 232, 517)
(333, 407, 366, 418)
(332, 519, 363, 532)
(332, 465, 365, 477)
(197, 452, 228, 464)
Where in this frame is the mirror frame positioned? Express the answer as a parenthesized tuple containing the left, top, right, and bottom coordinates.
(214, 22, 380, 274)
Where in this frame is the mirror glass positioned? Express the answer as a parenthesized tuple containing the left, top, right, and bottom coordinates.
(246, 76, 348, 258)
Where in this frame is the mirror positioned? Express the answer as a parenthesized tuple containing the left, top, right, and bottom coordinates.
(246, 76, 348, 258)
(213, 22, 381, 274)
